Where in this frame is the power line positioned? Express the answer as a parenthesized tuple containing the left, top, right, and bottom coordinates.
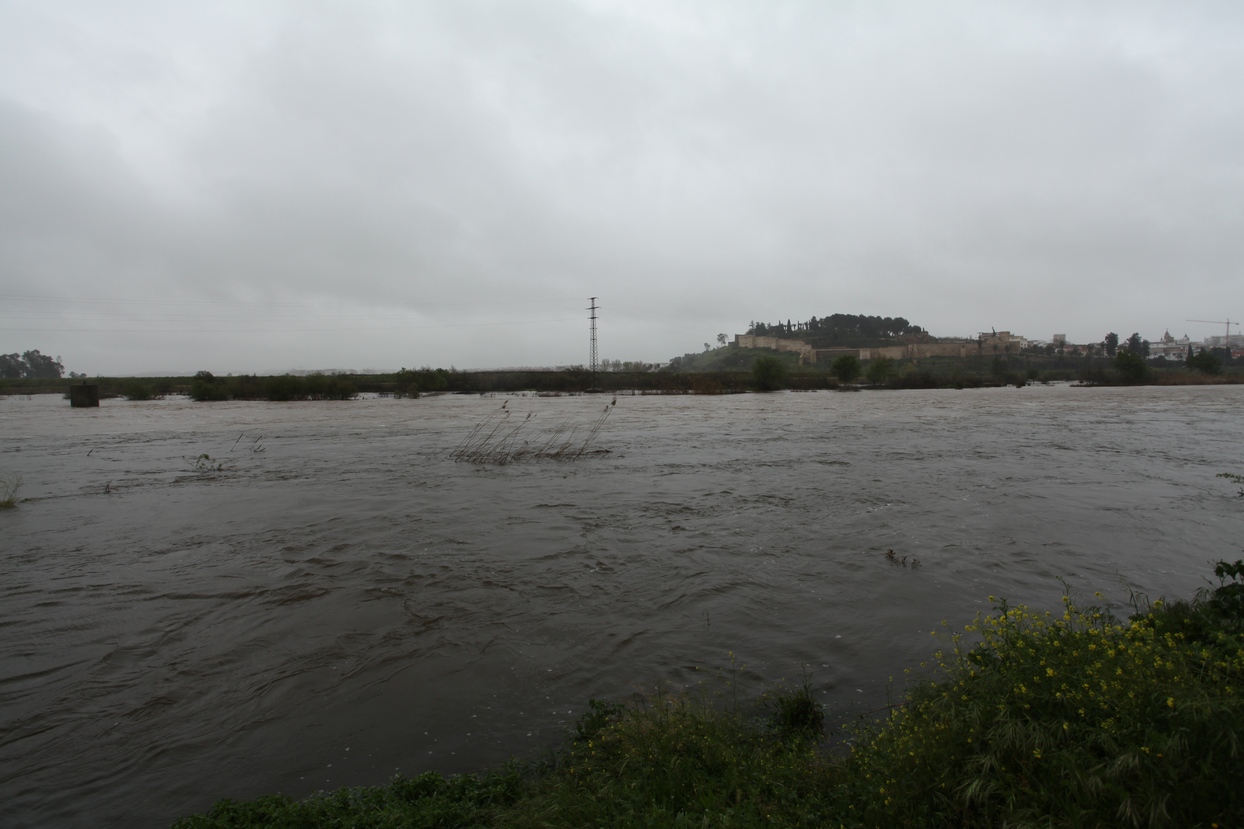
(0, 293, 581, 310)
(0, 318, 585, 334)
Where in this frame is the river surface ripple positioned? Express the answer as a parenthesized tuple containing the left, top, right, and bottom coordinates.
(1, 385, 1242, 827)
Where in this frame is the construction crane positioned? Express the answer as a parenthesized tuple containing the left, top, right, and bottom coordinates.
(1187, 318, 1237, 344)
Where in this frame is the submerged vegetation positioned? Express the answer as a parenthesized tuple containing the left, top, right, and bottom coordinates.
(176, 562, 1244, 828)
(452, 400, 616, 464)
(1219, 473, 1244, 497)
(0, 472, 21, 508)
(184, 453, 225, 475)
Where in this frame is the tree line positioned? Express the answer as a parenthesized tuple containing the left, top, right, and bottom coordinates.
(747, 314, 928, 347)
(190, 371, 359, 401)
(0, 350, 66, 379)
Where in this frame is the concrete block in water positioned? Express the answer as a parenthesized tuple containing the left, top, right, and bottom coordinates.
(69, 384, 99, 408)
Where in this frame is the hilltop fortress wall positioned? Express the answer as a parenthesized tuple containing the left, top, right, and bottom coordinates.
(733, 335, 816, 364)
(862, 343, 977, 360)
(735, 334, 1007, 364)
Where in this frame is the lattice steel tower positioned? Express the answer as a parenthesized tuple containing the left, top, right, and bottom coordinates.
(588, 297, 599, 390)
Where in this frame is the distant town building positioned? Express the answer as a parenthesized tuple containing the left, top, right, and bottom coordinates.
(1149, 330, 1192, 360)
(977, 331, 1027, 353)
(1204, 333, 1244, 349)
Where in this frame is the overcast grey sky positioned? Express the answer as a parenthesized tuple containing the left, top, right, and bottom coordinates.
(1, 1, 1240, 375)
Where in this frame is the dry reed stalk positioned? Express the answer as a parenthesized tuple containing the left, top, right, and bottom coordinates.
(453, 399, 616, 464)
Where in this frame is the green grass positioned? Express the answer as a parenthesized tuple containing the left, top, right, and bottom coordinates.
(174, 563, 1244, 828)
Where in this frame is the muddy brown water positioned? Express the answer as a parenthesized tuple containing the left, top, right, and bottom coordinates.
(1, 386, 1242, 827)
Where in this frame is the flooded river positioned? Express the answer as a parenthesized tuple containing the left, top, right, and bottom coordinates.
(2, 385, 1242, 827)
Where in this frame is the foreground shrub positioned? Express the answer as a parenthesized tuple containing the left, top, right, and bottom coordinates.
(504, 695, 836, 828)
(173, 691, 836, 829)
(846, 573, 1244, 827)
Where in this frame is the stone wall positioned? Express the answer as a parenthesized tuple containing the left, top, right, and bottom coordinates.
(733, 334, 815, 364)
(857, 343, 976, 360)
(737, 335, 995, 363)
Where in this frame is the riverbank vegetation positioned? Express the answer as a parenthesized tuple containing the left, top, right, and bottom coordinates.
(669, 341, 1243, 390)
(175, 562, 1244, 828)
(2, 349, 1240, 400)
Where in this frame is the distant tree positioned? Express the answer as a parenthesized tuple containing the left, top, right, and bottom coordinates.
(748, 314, 924, 346)
(0, 350, 65, 379)
(1187, 350, 1223, 375)
(24, 350, 64, 378)
(0, 353, 22, 379)
(865, 356, 894, 385)
(751, 355, 788, 391)
(704, 343, 712, 353)
(266, 374, 307, 401)
(717, 333, 727, 347)
(1113, 350, 1148, 384)
(190, 371, 231, 402)
(831, 354, 862, 383)
(321, 374, 358, 400)
(1104, 332, 1119, 357)
(1123, 332, 1150, 357)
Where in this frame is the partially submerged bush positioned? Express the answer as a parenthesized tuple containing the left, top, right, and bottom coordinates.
(770, 674, 826, 740)
(751, 354, 789, 391)
(0, 472, 20, 508)
(1219, 472, 1244, 497)
(119, 379, 154, 401)
(190, 371, 231, 402)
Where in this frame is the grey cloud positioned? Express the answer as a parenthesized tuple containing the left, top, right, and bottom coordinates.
(1, 1, 1241, 373)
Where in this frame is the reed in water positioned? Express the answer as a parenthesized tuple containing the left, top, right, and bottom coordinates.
(452, 399, 616, 464)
